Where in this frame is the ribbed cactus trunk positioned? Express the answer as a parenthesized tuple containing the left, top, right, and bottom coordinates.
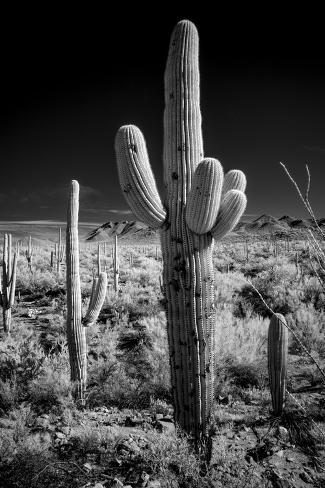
(66, 181, 87, 403)
(115, 20, 247, 450)
(114, 235, 119, 292)
(1, 234, 17, 334)
(268, 313, 288, 415)
(161, 23, 213, 440)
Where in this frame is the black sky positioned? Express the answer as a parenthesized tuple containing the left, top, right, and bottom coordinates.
(1, 5, 325, 222)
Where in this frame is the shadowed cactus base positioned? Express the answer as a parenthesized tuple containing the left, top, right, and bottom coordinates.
(115, 20, 247, 450)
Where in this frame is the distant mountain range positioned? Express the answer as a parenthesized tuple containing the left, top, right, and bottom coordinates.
(235, 214, 325, 236)
(0, 215, 322, 245)
(86, 214, 325, 241)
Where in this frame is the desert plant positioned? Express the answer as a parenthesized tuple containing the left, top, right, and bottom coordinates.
(0, 233, 17, 333)
(268, 313, 288, 415)
(55, 227, 65, 275)
(25, 235, 33, 271)
(115, 20, 247, 451)
(66, 180, 108, 404)
(113, 234, 119, 291)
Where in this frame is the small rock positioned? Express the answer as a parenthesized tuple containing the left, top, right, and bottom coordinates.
(83, 463, 94, 471)
(276, 426, 289, 441)
(147, 482, 162, 488)
(93, 484, 105, 488)
(275, 450, 284, 457)
(286, 456, 294, 462)
(299, 471, 313, 484)
(111, 479, 124, 488)
(245, 455, 256, 464)
(59, 426, 70, 435)
(155, 420, 175, 434)
(34, 417, 50, 429)
(138, 471, 150, 487)
(55, 431, 66, 439)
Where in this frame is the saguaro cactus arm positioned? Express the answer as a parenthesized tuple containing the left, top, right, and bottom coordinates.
(222, 169, 247, 195)
(115, 125, 166, 229)
(185, 158, 224, 234)
(82, 272, 107, 327)
(211, 190, 247, 240)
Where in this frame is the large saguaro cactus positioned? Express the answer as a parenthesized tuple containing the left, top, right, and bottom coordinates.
(115, 20, 247, 447)
(66, 180, 108, 403)
(0, 234, 17, 333)
(268, 313, 288, 415)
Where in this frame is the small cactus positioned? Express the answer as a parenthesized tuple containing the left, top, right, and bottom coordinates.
(268, 313, 288, 415)
(25, 236, 33, 272)
(66, 180, 107, 403)
(56, 228, 65, 275)
(0, 234, 17, 333)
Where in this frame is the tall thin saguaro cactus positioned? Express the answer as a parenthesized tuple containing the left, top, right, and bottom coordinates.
(66, 180, 108, 403)
(0, 234, 17, 333)
(268, 313, 288, 415)
(115, 20, 247, 447)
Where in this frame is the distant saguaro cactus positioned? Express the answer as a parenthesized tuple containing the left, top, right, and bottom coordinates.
(268, 313, 288, 415)
(56, 228, 65, 275)
(66, 180, 107, 403)
(115, 20, 247, 449)
(113, 234, 119, 292)
(0, 234, 17, 333)
(25, 235, 33, 271)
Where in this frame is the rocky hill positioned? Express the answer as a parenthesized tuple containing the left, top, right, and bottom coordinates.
(86, 214, 325, 242)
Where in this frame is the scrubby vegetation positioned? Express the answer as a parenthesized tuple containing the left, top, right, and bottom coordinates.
(0, 238, 324, 487)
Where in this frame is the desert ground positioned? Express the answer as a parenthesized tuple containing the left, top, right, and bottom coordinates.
(0, 220, 324, 488)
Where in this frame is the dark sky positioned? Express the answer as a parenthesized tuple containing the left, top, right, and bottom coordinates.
(1, 5, 325, 223)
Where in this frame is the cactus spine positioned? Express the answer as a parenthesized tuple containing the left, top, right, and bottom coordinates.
(66, 180, 107, 403)
(115, 20, 247, 448)
(1, 234, 17, 333)
(268, 313, 288, 415)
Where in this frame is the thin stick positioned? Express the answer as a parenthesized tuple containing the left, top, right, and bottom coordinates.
(280, 162, 325, 240)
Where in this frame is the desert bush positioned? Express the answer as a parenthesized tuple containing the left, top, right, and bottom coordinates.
(286, 303, 325, 356)
(0, 336, 45, 412)
(214, 308, 268, 364)
(139, 429, 212, 488)
(235, 263, 302, 317)
(29, 369, 73, 413)
(16, 267, 61, 295)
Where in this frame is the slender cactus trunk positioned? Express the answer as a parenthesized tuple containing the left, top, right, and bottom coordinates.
(66, 181, 87, 404)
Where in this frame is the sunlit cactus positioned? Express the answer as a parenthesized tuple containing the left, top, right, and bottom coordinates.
(0, 234, 17, 333)
(66, 180, 107, 403)
(268, 313, 288, 415)
(115, 20, 247, 450)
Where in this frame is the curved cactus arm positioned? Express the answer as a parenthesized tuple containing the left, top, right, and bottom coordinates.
(82, 272, 107, 327)
(185, 158, 224, 234)
(210, 189, 247, 240)
(268, 313, 288, 415)
(88, 276, 99, 312)
(222, 170, 247, 195)
(115, 125, 166, 229)
(9, 253, 17, 307)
